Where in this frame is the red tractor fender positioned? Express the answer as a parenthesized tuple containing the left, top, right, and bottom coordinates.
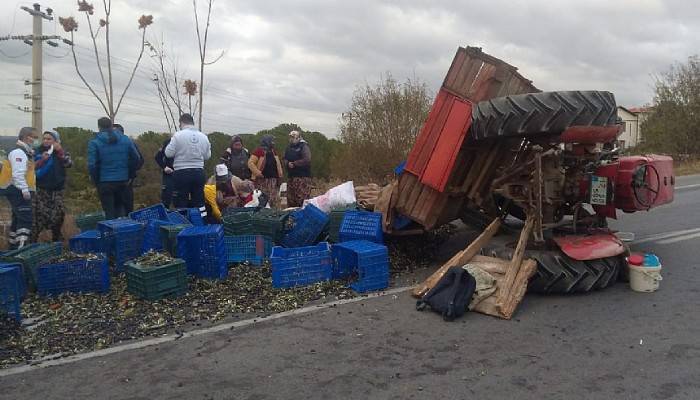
(553, 233, 625, 261)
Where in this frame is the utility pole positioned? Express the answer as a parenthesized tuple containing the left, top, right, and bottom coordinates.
(0, 3, 63, 133)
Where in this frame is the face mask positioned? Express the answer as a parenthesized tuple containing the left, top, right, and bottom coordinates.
(32, 141, 41, 149)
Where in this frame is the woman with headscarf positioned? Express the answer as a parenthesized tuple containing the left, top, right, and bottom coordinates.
(283, 130, 312, 207)
(219, 135, 251, 180)
(248, 134, 283, 208)
(32, 130, 72, 242)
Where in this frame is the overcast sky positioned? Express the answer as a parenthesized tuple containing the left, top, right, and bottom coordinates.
(0, 0, 697, 138)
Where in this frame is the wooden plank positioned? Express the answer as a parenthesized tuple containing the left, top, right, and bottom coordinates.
(497, 214, 534, 307)
(468, 64, 497, 100)
(498, 258, 537, 319)
(443, 48, 466, 88)
(412, 218, 501, 298)
(468, 143, 502, 199)
(403, 179, 425, 217)
(460, 143, 492, 193)
(395, 173, 416, 212)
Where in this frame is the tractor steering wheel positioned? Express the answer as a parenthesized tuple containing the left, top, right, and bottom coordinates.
(632, 163, 660, 209)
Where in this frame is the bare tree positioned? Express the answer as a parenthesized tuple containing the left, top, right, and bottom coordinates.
(193, 0, 224, 130)
(59, 1, 153, 121)
(147, 39, 187, 133)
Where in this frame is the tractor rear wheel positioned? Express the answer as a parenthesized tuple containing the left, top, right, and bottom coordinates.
(470, 90, 618, 141)
(481, 238, 624, 294)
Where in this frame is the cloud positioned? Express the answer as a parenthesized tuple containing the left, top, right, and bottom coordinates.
(0, 0, 698, 138)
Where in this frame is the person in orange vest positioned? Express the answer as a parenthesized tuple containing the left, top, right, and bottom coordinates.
(0, 127, 38, 249)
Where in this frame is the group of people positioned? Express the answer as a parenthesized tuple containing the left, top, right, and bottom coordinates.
(0, 113, 313, 249)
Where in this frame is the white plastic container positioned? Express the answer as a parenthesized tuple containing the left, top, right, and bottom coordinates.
(629, 263, 662, 292)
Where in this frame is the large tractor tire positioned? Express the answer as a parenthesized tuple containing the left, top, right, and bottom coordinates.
(471, 90, 617, 141)
(481, 238, 624, 294)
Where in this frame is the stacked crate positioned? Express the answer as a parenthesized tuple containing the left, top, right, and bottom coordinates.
(271, 242, 332, 288)
(332, 240, 389, 292)
(143, 219, 178, 252)
(129, 204, 168, 224)
(0, 242, 62, 293)
(159, 224, 191, 256)
(338, 211, 383, 243)
(36, 255, 110, 296)
(126, 258, 188, 300)
(0, 264, 22, 321)
(69, 230, 105, 254)
(75, 211, 106, 232)
(223, 235, 272, 266)
(222, 208, 257, 236)
(98, 218, 144, 271)
(251, 209, 290, 244)
(282, 205, 329, 248)
(177, 225, 227, 279)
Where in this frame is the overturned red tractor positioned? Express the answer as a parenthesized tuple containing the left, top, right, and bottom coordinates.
(384, 47, 674, 295)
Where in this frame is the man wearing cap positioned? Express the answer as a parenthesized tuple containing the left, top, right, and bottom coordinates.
(283, 130, 312, 207)
(31, 130, 73, 242)
(0, 127, 38, 248)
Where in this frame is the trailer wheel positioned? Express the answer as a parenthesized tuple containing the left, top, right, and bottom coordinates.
(481, 239, 624, 294)
(470, 91, 618, 141)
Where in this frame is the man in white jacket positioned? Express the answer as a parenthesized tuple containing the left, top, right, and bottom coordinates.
(164, 113, 211, 218)
(0, 127, 38, 248)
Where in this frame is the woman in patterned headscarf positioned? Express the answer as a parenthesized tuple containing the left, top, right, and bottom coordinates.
(248, 134, 283, 208)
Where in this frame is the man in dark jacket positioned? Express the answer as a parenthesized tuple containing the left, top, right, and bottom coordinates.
(31, 130, 72, 242)
(155, 136, 175, 208)
(283, 130, 312, 207)
(88, 117, 140, 219)
(114, 123, 142, 214)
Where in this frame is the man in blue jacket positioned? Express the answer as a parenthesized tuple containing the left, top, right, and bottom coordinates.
(88, 117, 140, 219)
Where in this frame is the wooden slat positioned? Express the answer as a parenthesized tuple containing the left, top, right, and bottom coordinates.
(412, 218, 502, 298)
(498, 214, 534, 307)
(443, 48, 467, 88)
(468, 143, 502, 199)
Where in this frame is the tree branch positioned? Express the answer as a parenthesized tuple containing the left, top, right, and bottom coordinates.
(203, 49, 225, 65)
(103, 0, 115, 120)
(114, 27, 148, 117)
(68, 31, 110, 116)
(85, 13, 111, 117)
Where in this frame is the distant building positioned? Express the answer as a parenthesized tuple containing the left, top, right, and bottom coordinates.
(616, 106, 653, 149)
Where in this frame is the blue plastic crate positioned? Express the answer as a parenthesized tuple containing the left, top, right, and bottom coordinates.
(36, 255, 110, 296)
(129, 204, 168, 223)
(0, 258, 28, 298)
(143, 219, 177, 252)
(177, 225, 227, 279)
(69, 230, 105, 254)
(224, 235, 272, 266)
(350, 274, 389, 293)
(282, 204, 329, 248)
(187, 208, 205, 226)
(271, 242, 331, 288)
(167, 211, 192, 225)
(338, 211, 383, 243)
(0, 242, 62, 294)
(0, 264, 22, 321)
(331, 240, 389, 280)
(98, 218, 145, 271)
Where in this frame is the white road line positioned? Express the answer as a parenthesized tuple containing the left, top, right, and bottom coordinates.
(656, 231, 700, 245)
(634, 228, 700, 244)
(0, 286, 414, 377)
(676, 184, 700, 190)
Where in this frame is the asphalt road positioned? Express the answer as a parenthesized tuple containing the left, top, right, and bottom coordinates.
(2, 175, 700, 400)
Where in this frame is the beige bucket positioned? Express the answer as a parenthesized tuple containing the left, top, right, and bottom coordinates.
(629, 264, 662, 292)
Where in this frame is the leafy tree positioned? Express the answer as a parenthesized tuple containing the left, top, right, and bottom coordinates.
(639, 56, 700, 157)
(334, 73, 432, 180)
